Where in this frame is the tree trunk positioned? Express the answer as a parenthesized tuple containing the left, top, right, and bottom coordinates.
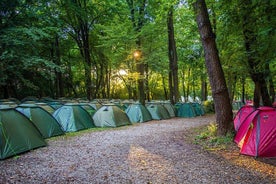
(67, 64, 78, 98)
(168, 69, 173, 101)
(227, 73, 236, 103)
(53, 35, 64, 98)
(201, 75, 207, 101)
(194, 0, 233, 135)
(81, 23, 92, 101)
(63, 0, 93, 100)
(167, 6, 179, 105)
(145, 62, 150, 102)
(162, 75, 168, 100)
(269, 73, 275, 103)
(241, 77, 246, 104)
(2, 85, 9, 98)
(186, 68, 191, 101)
(126, 0, 146, 105)
(192, 75, 196, 100)
(181, 69, 186, 101)
(241, 0, 271, 107)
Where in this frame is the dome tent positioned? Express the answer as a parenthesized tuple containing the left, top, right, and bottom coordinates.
(161, 101, 176, 117)
(192, 103, 205, 116)
(16, 104, 64, 138)
(36, 102, 55, 114)
(47, 101, 63, 110)
(0, 101, 18, 108)
(79, 103, 97, 118)
(53, 103, 95, 132)
(0, 107, 46, 160)
(89, 100, 102, 110)
(233, 104, 255, 131)
(93, 104, 131, 127)
(125, 103, 152, 123)
(234, 107, 276, 157)
(175, 103, 196, 118)
(146, 103, 170, 120)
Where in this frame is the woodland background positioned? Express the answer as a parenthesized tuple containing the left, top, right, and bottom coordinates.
(0, 0, 275, 104)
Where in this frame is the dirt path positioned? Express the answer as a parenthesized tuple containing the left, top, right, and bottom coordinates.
(0, 115, 275, 183)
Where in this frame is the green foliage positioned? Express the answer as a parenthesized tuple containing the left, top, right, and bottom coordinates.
(0, 0, 61, 98)
(195, 123, 234, 150)
(203, 100, 215, 113)
(213, 0, 276, 102)
(0, 0, 274, 100)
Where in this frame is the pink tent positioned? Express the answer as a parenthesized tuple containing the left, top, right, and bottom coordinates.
(234, 107, 276, 157)
(234, 109, 258, 145)
(233, 105, 255, 131)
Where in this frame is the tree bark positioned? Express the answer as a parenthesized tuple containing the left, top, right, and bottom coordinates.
(62, 0, 93, 100)
(167, 6, 179, 105)
(241, 77, 246, 104)
(53, 35, 64, 98)
(80, 22, 92, 101)
(145, 62, 150, 102)
(126, 0, 146, 105)
(162, 75, 168, 100)
(194, 0, 233, 135)
(201, 75, 207, 101)
(241, 0, 272, 107)
(186, 68, 191, 101)
(180, 69, 186, 101)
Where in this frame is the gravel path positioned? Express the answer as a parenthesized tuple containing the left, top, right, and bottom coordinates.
(0, 115, 275, 184)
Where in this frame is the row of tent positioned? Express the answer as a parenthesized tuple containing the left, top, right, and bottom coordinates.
(233, 105, 276, 157)
(0, 99, 205, 159)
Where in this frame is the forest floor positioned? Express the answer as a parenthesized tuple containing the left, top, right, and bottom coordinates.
(184, 121, 276, 180)
(0, 114, 275, 183)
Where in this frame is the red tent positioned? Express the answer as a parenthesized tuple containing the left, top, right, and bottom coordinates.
(233, 105, 255, 131)
(234, 107, 276, 157)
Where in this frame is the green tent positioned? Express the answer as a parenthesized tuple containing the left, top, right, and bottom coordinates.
(114, 102, 127, 111)
(53, 104, 95, 132)
(47, 101, 63, 110)
(162, 102, 176, 117)
(36, 102, 55, 114)
(16, 104, 64, 138)
(176, 103, 196, 117)
(122, 99, 135, 109)
(80, 103, 97, 118)
(146, 103, 171, 120)
(0, 107, 46, 160)
(0, 101, 18, 108)
(93, 104, 131, 127)
(89, 101, 102, 110)
(125, 103, 152, 123)
(192, 103, 205, 116)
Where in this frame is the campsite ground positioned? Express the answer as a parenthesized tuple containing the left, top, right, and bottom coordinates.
(0, 114, 275, 183)
(184, 121, 276, 180)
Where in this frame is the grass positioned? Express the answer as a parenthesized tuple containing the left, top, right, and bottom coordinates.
(47, 124, 133, 141)
(193, 122, 235, 151)
(189, 122, 276, 180)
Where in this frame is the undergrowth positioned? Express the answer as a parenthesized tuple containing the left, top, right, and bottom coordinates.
(194, 123, 234, 151)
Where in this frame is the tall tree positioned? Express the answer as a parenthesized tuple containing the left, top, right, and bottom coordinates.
(167, 6, 179, 104)
(194, 0, 233, 135)
(0, 0, 59, 98)
(126, 0, 147, 105)
(241, 0, 272, 107)
(59, 0, 94, 100)
(51, 35, 64, 98)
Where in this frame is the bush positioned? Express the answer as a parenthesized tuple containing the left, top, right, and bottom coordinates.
(203, 100, 215, 113)
(195, 123, 234, 150)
